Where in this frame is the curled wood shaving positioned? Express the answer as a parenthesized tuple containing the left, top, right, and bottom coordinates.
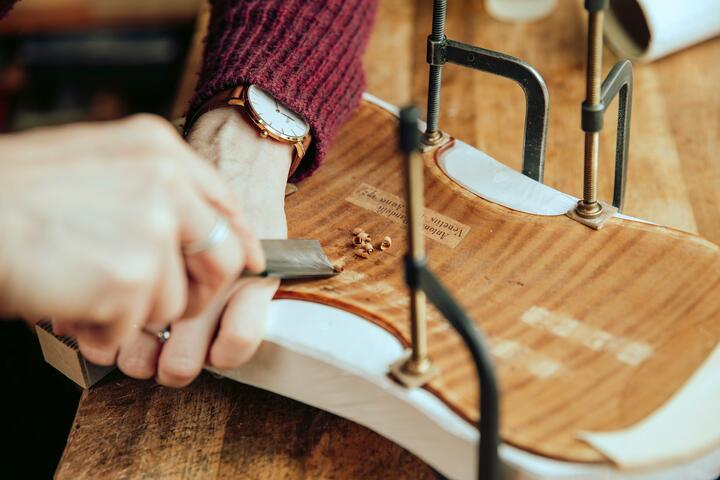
(353, 232, 371, 245)
(350, 228, 384, 258)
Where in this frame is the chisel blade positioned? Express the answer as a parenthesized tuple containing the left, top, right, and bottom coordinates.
(244, 239, 338, 280)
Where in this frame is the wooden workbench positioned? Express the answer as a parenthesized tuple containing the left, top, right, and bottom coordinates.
(55, 1, 720, 477)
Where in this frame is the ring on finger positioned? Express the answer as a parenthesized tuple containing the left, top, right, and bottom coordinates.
(183, 215, 230, 255)
(142, 326, 171, 344)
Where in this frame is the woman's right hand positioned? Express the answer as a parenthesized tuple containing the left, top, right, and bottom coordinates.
(0, 114, 265, 365)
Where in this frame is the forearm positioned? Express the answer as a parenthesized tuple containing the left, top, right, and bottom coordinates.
(187, 108, 290, 239)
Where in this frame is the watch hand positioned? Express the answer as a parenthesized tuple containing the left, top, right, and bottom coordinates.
(280, 112, 296, 122)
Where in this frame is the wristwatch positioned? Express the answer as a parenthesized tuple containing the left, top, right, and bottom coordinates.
(184, 84, 312, 179)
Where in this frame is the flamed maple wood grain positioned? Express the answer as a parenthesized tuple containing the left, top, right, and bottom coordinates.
(278, 100, 720, 463)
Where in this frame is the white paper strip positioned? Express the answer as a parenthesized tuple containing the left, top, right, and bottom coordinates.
(362, 92, 654, 226)
(580, 344, 720, 470)
(605, 0, 720, 62)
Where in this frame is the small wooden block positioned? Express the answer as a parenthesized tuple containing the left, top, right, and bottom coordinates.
(35, 321, 115, 389)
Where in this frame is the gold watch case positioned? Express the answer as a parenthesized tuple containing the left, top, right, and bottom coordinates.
(228, 85, 310, 144)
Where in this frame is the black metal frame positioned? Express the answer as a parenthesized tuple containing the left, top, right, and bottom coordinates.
(400, 107, 501, 480)
(406, 259, 501, 480)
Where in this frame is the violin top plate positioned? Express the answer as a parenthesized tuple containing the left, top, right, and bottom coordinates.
(277, 99, 720, 464)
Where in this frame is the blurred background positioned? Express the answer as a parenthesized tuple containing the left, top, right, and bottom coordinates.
(0, 2, 201, 478)
(0, 0, 200, 133)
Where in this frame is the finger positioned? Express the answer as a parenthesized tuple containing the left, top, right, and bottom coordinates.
(155, 293, 228, 388)
(176, 186, 245, 317)
(116, 327, 162, 379)
(51, 318, 77, 337)
(145, 248, 187, 329)
(208, 278, 277, 369)
(172, 155, 265, 274)
(71, 300, 148, 366)
(165, 140, 265, 273)
(183, 225, 243, 318)
(75, 323, 123, 366)
(227, 218, 265, 274)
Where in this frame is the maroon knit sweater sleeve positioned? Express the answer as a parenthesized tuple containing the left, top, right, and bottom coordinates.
(190, 0, 378, 182)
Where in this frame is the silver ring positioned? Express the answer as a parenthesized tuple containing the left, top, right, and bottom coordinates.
(183, 215, 230, 255)
(155, 327, 171, 344)
(142, 326, 171, 344)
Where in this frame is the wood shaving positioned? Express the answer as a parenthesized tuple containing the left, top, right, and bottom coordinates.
(380, 236, 392, 251)
(354, 232, 370, 245)
(349, 229, 381, 258)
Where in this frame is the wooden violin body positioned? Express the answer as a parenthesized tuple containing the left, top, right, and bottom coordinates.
(229, 96, 719, 478)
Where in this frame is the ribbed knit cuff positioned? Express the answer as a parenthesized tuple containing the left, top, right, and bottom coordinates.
(190, 0, 378, 182)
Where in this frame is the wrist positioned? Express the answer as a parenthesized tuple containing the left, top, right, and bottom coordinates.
(187, 108, 290, 237)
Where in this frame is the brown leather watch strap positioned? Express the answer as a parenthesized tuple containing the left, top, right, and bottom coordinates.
(290, 135, 313, 179)
(182, 87, 244, 138)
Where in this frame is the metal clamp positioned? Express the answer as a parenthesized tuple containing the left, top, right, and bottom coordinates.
(601, 60, 633, 211)
(422, 0, 550, 183)
(569, 1, 633, 229)
(427, 36, 447, 66)
(444, 40, 549, 182)
(392, 106, 501, 480)
(578, 60, 632, 211)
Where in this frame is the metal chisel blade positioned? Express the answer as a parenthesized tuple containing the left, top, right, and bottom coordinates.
(243, 239, 338, 280)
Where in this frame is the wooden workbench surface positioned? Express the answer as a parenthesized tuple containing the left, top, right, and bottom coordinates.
(55, 1, 720, 478)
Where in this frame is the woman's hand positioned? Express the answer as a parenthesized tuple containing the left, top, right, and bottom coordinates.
(0, 114, 265, 368)
(113, 107, 292, 387)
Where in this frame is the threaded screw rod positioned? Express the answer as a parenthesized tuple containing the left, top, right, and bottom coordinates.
(577, 9, 604, 218)
(424, 0, 447, 144)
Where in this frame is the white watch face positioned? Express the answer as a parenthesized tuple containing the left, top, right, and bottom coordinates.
(246, 84, 309, 141)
